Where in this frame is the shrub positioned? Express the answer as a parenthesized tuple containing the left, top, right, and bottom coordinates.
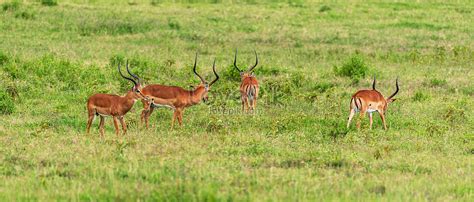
(41, 0, 58, 6)
(429, 78, 447, 87)
(412, 91, 429, 102)
(0, 89, 15, 115)
(334, 55, 369, 83)
(0, 51, 9, 65)
(2, 1, 20, 12)
(319, 5, 331, 12)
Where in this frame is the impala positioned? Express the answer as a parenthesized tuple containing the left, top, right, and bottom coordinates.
(346, 77, 399, 130)
(86, 61, 146, 137)
(139, 53, 219, 129)
(233, 49, 259, 113)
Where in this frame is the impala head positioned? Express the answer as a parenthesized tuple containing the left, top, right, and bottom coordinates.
(233, 49, 258, 79)
(383, 78, 399, 112)
(118, 60, 146, 101)
(192, 53, 219, 102)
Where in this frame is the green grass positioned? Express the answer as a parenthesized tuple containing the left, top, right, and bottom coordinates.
(1, 0, 473, 201)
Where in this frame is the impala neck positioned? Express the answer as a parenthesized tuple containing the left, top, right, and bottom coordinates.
(120, 90, 138, 109)
(189, 86, 206, 105)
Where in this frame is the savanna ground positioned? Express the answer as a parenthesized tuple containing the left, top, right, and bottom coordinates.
(0, 0, 473, 201)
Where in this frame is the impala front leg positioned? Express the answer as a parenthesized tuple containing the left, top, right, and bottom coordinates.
(369, 112, 373, 129)
(113, 116, 120, 137)
(171, 109, 178, 129)
(379, 111, 388, 130)
(176, 108, 184, 126)
(118, 116, 127, 135)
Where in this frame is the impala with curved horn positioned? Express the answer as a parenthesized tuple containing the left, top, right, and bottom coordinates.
(347, 77, 400, 130)
(234, 49, 259, 113)
(140, 53, 219, 129)
(86, 61, 147, 137)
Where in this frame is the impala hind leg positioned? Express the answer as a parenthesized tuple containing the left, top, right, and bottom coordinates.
(118, 116, 127, 135)
(356, 111, 366, 129)
(98, 116, 105, 137)
(346, 108, 356, 128)
(86, 112, 94, 134)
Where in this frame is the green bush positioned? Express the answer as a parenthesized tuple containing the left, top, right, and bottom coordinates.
(429, 78, 447, 87)
(0, 89, 15, 115)
(1, 1, 20, 12)
(412, 91, 429, 102)
(319, 5, 331, 12)
(334, 55, 369, 82)
(41, 0, 58, 6)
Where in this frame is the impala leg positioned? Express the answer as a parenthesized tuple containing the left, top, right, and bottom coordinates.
(119, 116, 127, 135)
(86, 113, 94, 134)
(113, 116, 120, 137)
(176, 109, 184, 126)
(241, 96, 246, 112)
(369, 112, 373, 129)
(144, 107, 154, 129)
(347, 108, 356, 128)
(140, 108, 148, 126)
(357, 111, 366, 129)
(171, 109, 178, 130)
(379, 111, 388, 130)
(98, 116, 105, 137)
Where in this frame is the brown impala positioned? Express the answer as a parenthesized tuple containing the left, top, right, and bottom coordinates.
(233, 49, 259, 113)
(347, 77, 399, 130)
(139, 53, 219, 129)
(86, 61, 146, 137)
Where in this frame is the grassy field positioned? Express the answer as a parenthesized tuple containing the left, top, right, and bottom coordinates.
(0, 0, 473, 201)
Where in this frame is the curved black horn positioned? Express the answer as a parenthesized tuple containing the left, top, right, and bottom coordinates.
(209, 59, 219, 86)
(118, 62, 137, 86)
(233, 49, 242, 72)
(247, 50, 259, 72)
(388, 78, 399, 99)
(372, 75, 376, 90)
(193, 52, 205, 83)
(126, 59, 141, 84)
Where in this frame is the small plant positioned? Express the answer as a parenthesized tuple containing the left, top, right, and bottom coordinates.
(0, 89, 15, 115)
(319, 5, 331, 12)
(41, 0, 58, 6)
(2, 1, 20, 12)
(412, 91, 429, 102)
(334, 55, 369, 83)
(430, 78, 447, 87)
(0, 51, 9, 65)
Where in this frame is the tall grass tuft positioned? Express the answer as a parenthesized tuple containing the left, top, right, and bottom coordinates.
(334, 55, 369, 83)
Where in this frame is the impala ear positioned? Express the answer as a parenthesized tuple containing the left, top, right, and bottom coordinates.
(387, 98, 397, 103)
(239, 72, 244, 76)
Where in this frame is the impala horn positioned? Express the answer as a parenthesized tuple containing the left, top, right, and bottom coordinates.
(209, 59, 219, 86)
(118, 61, 138, 87)
(372, 75, 376, 90)
(247, 50, 259, 72)
(233, 49, 243, 72)
(126, 59, 141, 84)
(193, 52, 205, 83)
(387, 78, 399, 99)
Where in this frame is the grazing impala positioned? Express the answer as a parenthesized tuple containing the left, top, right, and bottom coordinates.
(347, 77, 399, 130)
(86, 61, 146, 137)
(233, 49, 259, 113)
(140, 53, 219, 129)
